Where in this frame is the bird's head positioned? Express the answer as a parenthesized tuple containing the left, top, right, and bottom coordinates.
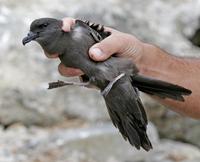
(22, 18, 64, 54)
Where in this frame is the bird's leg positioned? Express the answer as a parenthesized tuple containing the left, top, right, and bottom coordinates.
(48, 80, 90, 90)
(101, 73, 125, 97)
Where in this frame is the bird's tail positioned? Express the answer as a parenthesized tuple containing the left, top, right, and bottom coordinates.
(132, 75, 192, 101)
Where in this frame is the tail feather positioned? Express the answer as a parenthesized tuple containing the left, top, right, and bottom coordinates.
(140, 89, 185, 101)
(132, 75, 192, 101)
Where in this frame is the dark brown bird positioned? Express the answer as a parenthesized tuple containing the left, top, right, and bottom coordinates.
(23, 18, 192, 151)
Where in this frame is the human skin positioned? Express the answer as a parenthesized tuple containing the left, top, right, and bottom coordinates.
(45, 18, 200, 119)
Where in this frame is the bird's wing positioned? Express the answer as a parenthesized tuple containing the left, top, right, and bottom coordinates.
(104, 76, 152, 151)
(75, 20, 111, 42)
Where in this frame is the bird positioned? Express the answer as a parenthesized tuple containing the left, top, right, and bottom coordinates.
(22, 18, 192, 151)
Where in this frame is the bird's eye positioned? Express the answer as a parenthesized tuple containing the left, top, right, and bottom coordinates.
(38, 23, 48, 29)
(43, 23, 48, 27)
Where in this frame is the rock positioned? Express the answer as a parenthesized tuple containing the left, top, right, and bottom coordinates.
(0, 122, 199, 162)
(0, 0, 110, 125)
(149, 107, 200, 147)
(0, 0, 200, 161)
(141, 95, 200, 148)
(152, 140, 200, 162)
(0, 0, 200, 138)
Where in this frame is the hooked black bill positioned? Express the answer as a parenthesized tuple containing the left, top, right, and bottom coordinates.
(22, 31, 39, 45)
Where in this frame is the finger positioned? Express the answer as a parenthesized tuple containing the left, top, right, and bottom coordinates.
(104, 26, 120, 34)
(58, 63, 83, 77)
(62, 17, 76, 32)
(89, 33, 129, 61)
(44, 51, 59, 58)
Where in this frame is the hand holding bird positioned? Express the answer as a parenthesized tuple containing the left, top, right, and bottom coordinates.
(23, 18, 191, 151)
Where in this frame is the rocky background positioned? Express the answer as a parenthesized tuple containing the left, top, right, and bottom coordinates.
(0, 0, 200, 162)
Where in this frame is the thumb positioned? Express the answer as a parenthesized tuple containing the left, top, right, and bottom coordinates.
(89, 34, 125, 61)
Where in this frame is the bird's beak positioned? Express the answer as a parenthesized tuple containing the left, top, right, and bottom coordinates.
(22, 31, 39, 45)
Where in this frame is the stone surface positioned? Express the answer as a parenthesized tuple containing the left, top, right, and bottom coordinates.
(149, 107, 200, 147)
(0, 0, 200, 125)
(0, 122, 199, 162)
(141, 94, 200, 147)
(0, 1, 200, 161)
(0, 0, 199, 125)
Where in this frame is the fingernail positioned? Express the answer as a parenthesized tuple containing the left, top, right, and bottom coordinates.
(90, 48, 103, 57)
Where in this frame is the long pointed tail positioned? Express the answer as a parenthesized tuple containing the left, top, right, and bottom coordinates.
(132, 75, 192, 101)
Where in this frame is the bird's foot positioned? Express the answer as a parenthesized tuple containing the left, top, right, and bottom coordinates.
(101, 73, 125, 97)
(48, 80, 90, 89)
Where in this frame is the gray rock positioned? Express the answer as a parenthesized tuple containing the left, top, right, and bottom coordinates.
(140, 94, 200, 147)
(0, 0, 200, 161)
(149, 140, 200, 162)
(149, 106, 200, 147)
(0, 0, 200, 145)
(0, 123, 199, 162)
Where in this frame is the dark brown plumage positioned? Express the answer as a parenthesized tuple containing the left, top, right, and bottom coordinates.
(23, 18, 192, 151)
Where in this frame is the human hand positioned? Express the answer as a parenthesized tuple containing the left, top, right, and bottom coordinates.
(44, 17, 147, 77)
